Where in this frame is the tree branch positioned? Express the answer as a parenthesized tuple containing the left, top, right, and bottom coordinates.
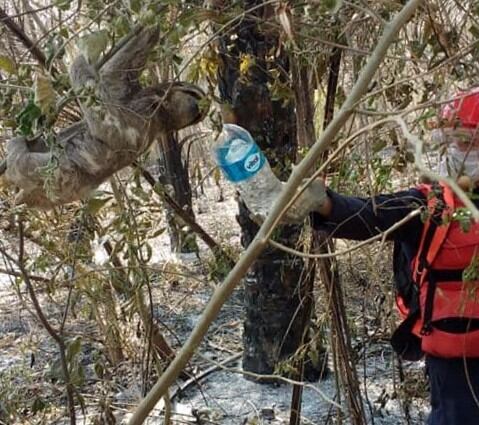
(127, 1, 423, 423)
(134, 163, 236, 269)
(269, 209, 421, 259)
(0, 6, 57, 74)
(0, 221, 76, 423)
(0, 267, 51, 283)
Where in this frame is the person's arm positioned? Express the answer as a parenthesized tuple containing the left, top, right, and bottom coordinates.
(311, 188, 426, 241)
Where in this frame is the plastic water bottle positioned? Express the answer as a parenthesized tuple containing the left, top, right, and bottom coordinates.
(213, 124, 282, 218)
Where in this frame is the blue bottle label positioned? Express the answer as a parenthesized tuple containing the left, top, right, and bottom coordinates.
(217, 141, 266, 183)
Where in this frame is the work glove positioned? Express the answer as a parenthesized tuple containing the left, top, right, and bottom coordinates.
(282, 179, 328, 224)
(241, 178, 328, 225)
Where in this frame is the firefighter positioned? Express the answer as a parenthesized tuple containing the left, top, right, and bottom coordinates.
(246, 89, 479, 424)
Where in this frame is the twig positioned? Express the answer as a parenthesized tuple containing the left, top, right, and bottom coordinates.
(345, 0, 387, 26)
(318, 233, 366, 424)
(170, 353, 242, 401)
(12, 220, 76, 424)
(196, 353, 342, 411)
(268, 209, 421, 259)
(0, 267, 50, 283)
(1, 3, 55, 20)
(394, 115, 479, 220)
(134, 163, 236, 268)
(127, 2, 423, 423)
(0, 6, 57, 74)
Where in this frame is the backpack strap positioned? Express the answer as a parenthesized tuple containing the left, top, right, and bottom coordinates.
(413, 184, 447, 277)
(391, 183, 450, 360)
(413, 183, 453, 335)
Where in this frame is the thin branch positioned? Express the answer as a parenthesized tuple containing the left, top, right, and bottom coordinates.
(363, 39, 479, 103)
(134, 163, 236, 268)
(196, 353, 343, 411)
(2, 220, 77, 424)
(127, 2, 423, 423)
(269, 209, 421, 259)
(0, 6, 57, 74)
(394, 115, 479, 220)
(0, 267, 50, 283)
(346, 0, 387, 26)
(0, 3, 55, 20)
(0, 82, 33, 91)
(169, 352, 242, 402)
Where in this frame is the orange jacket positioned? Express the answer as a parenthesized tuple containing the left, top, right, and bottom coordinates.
(397, 182, 479, 358)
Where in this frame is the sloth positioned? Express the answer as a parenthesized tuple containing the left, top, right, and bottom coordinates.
(4, 26, 207, 209)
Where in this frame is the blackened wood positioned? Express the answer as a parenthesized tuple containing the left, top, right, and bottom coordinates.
(217, 0, 323, 381)
(157, 132, 196, 253)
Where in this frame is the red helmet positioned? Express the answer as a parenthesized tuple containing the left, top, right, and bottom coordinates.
(441, 89, 479, 128)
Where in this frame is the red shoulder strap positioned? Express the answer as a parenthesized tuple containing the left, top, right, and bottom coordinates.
(413, 183, 453, 284)
(425, 184, 453, 266)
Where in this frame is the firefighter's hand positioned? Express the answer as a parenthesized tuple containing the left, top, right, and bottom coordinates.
(282, 179, 330, 224)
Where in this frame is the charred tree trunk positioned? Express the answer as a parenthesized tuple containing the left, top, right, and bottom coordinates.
(157, 132, 197, 253)
(216, 1, 324, 381)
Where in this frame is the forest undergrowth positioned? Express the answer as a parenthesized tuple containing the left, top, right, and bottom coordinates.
(0, 176, 429, 425)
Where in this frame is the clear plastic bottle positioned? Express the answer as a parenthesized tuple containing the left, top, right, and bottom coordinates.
(213, 124, 282, 218)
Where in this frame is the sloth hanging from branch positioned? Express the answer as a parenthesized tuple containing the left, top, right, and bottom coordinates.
(2, 26, 207, 209)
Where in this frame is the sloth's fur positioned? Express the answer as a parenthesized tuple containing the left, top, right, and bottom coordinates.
(5, 27, 207, 208)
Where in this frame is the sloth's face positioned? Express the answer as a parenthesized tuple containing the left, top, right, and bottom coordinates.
(155, 82, 208, 131)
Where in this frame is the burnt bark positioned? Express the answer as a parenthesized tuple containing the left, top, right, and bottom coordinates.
(157, 132, 197, 253)
(216, 1, 324, 381)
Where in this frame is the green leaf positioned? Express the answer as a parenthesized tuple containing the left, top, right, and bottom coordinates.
(129, 0, 141, 13)
(59, 27, 69, 38)
(78, 30, 109, 64)
(31, 397, 46, 413)
(54, 0, 73, 10)
(113, 16, 131, 38)
(86, 196, 112, 214)
(470, 24, 479, 39)
(66, 337, 82, 362)
(46, 358, 64, 382)
(16, 99, 42, 136)
(3, 119, 16, 128)
(70, 363, 85, 387)
(34, 74, 57, 115)
(416, 108, 436, 122)
(150, 227, 166, 238)
(322, 0, 343, 12)
(141, 242, 153, 262)
(94, 360, 104, 379)
(372, 139, 387, 154)
(463, 255, 479, 282)
(0, 55, 15, 74)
